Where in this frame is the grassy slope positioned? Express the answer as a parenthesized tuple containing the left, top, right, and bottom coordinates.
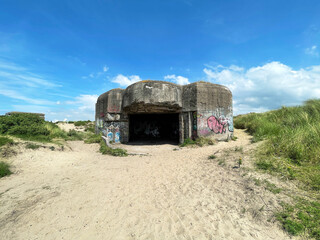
(234, 99, 320, 239)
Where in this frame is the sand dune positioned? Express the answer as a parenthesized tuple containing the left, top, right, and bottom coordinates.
(0, 129, 293, 240)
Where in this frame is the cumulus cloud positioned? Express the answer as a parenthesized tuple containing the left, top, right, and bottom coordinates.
(305, 45, 318, 56)
(204, 61, 320, 115)
(164, 74, 190, 85)
(112, 74, 142, 87)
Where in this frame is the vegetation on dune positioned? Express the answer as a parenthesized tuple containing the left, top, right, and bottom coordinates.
(0, 161, 12, 178)
(0, 113, 88, 142)
(234, 99, 320, 239)
(0, 136, 14, 147)
(74, 120, 91, 127)
(84, 133, 102, 144)
(180, 137, 215, 147)
(99, 139, 127, 157)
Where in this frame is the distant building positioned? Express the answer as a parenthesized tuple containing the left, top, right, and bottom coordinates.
(5, 112, 45, 120)
(95, 80, 233, 144)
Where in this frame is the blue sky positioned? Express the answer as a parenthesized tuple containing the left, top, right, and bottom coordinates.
(0, 0, 320, 120)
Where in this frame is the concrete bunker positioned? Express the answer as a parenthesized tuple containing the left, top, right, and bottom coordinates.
(95, 80, 233, 144)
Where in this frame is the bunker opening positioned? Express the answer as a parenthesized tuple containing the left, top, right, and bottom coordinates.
(129, 113, 179, 143)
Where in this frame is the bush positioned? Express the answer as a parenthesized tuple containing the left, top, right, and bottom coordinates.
(0, 113, 50, 141)
(0, 161, 12, 178)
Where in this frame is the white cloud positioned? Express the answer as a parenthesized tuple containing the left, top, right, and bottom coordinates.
(0, 86, 55, 105)
(164, 74, 190, 85)
(44, 94, 99, 121)
(103, 65, 109, 72)
(204, 61, 320, 115)
(112, 74, 142, 87)
(305, 45, 318, 56)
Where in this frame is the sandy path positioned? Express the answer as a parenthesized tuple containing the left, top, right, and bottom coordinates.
(0, 130, 292, 240)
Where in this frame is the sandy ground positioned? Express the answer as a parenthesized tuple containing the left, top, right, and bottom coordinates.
(57, 122, 86, 132)
(0, 129, 294, 240)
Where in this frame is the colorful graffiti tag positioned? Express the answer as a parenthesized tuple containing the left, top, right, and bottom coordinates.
(107, 132, 113, 140)
(115, 132, 120, 143)
(207, 115, 233, 134)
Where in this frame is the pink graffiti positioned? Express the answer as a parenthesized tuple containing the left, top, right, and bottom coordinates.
(207, 116, 227, 134)
(108, 105, 120, 112)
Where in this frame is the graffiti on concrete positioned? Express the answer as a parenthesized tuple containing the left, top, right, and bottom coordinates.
(115, 131, 120, 143)
(107, 132, 113, 140)
(97, 118, 103, 128)
(108, 105, 120, 112)
(106, 113, 120, 121)
(207, 115, 233, 134)
(98, 121, 121, 143)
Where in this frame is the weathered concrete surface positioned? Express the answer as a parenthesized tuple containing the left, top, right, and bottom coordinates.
(96, 80, 233, 143)
(123, 81, 182, 113)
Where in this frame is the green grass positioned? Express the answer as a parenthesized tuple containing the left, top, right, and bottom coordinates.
(84, 134, 101, 144)
(99, 139, 128, 157)
(0, 114, 90, 143)
(0, 161, 12, 178)
(25, 143, 41, 150)
(180, 137, 215, 147)
(277, 199, 320, 239)
(208, 154, 217, 160)
(74, 120, 91, 127)
(0, 136, 13, 147)
(234, 99, 320, 238)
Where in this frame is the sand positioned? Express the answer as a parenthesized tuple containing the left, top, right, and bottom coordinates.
(0, 129, 294, 240)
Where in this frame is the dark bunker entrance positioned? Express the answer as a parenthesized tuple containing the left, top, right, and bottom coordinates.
(129, 113, 179, 144)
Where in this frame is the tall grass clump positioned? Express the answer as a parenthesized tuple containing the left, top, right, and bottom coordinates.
(180, 137, 215, 147)
(0, 136, 14, 147)
(0, 161, 12, 178)
(99, 139, 127, 157)
(84, 134, 102, 144)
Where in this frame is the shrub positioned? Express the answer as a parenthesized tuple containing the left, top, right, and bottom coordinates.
(0, 113, 50, 141)
(0, 161, 12, 178)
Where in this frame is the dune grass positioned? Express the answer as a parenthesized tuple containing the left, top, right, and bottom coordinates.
(84, 133, 102, 144)
(99, 139, 127, 157)
(0, 161, 12, 178)
(0, 136, 14, 147)
(180, 137, 215, 147)
(234, 99, 320, 239)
